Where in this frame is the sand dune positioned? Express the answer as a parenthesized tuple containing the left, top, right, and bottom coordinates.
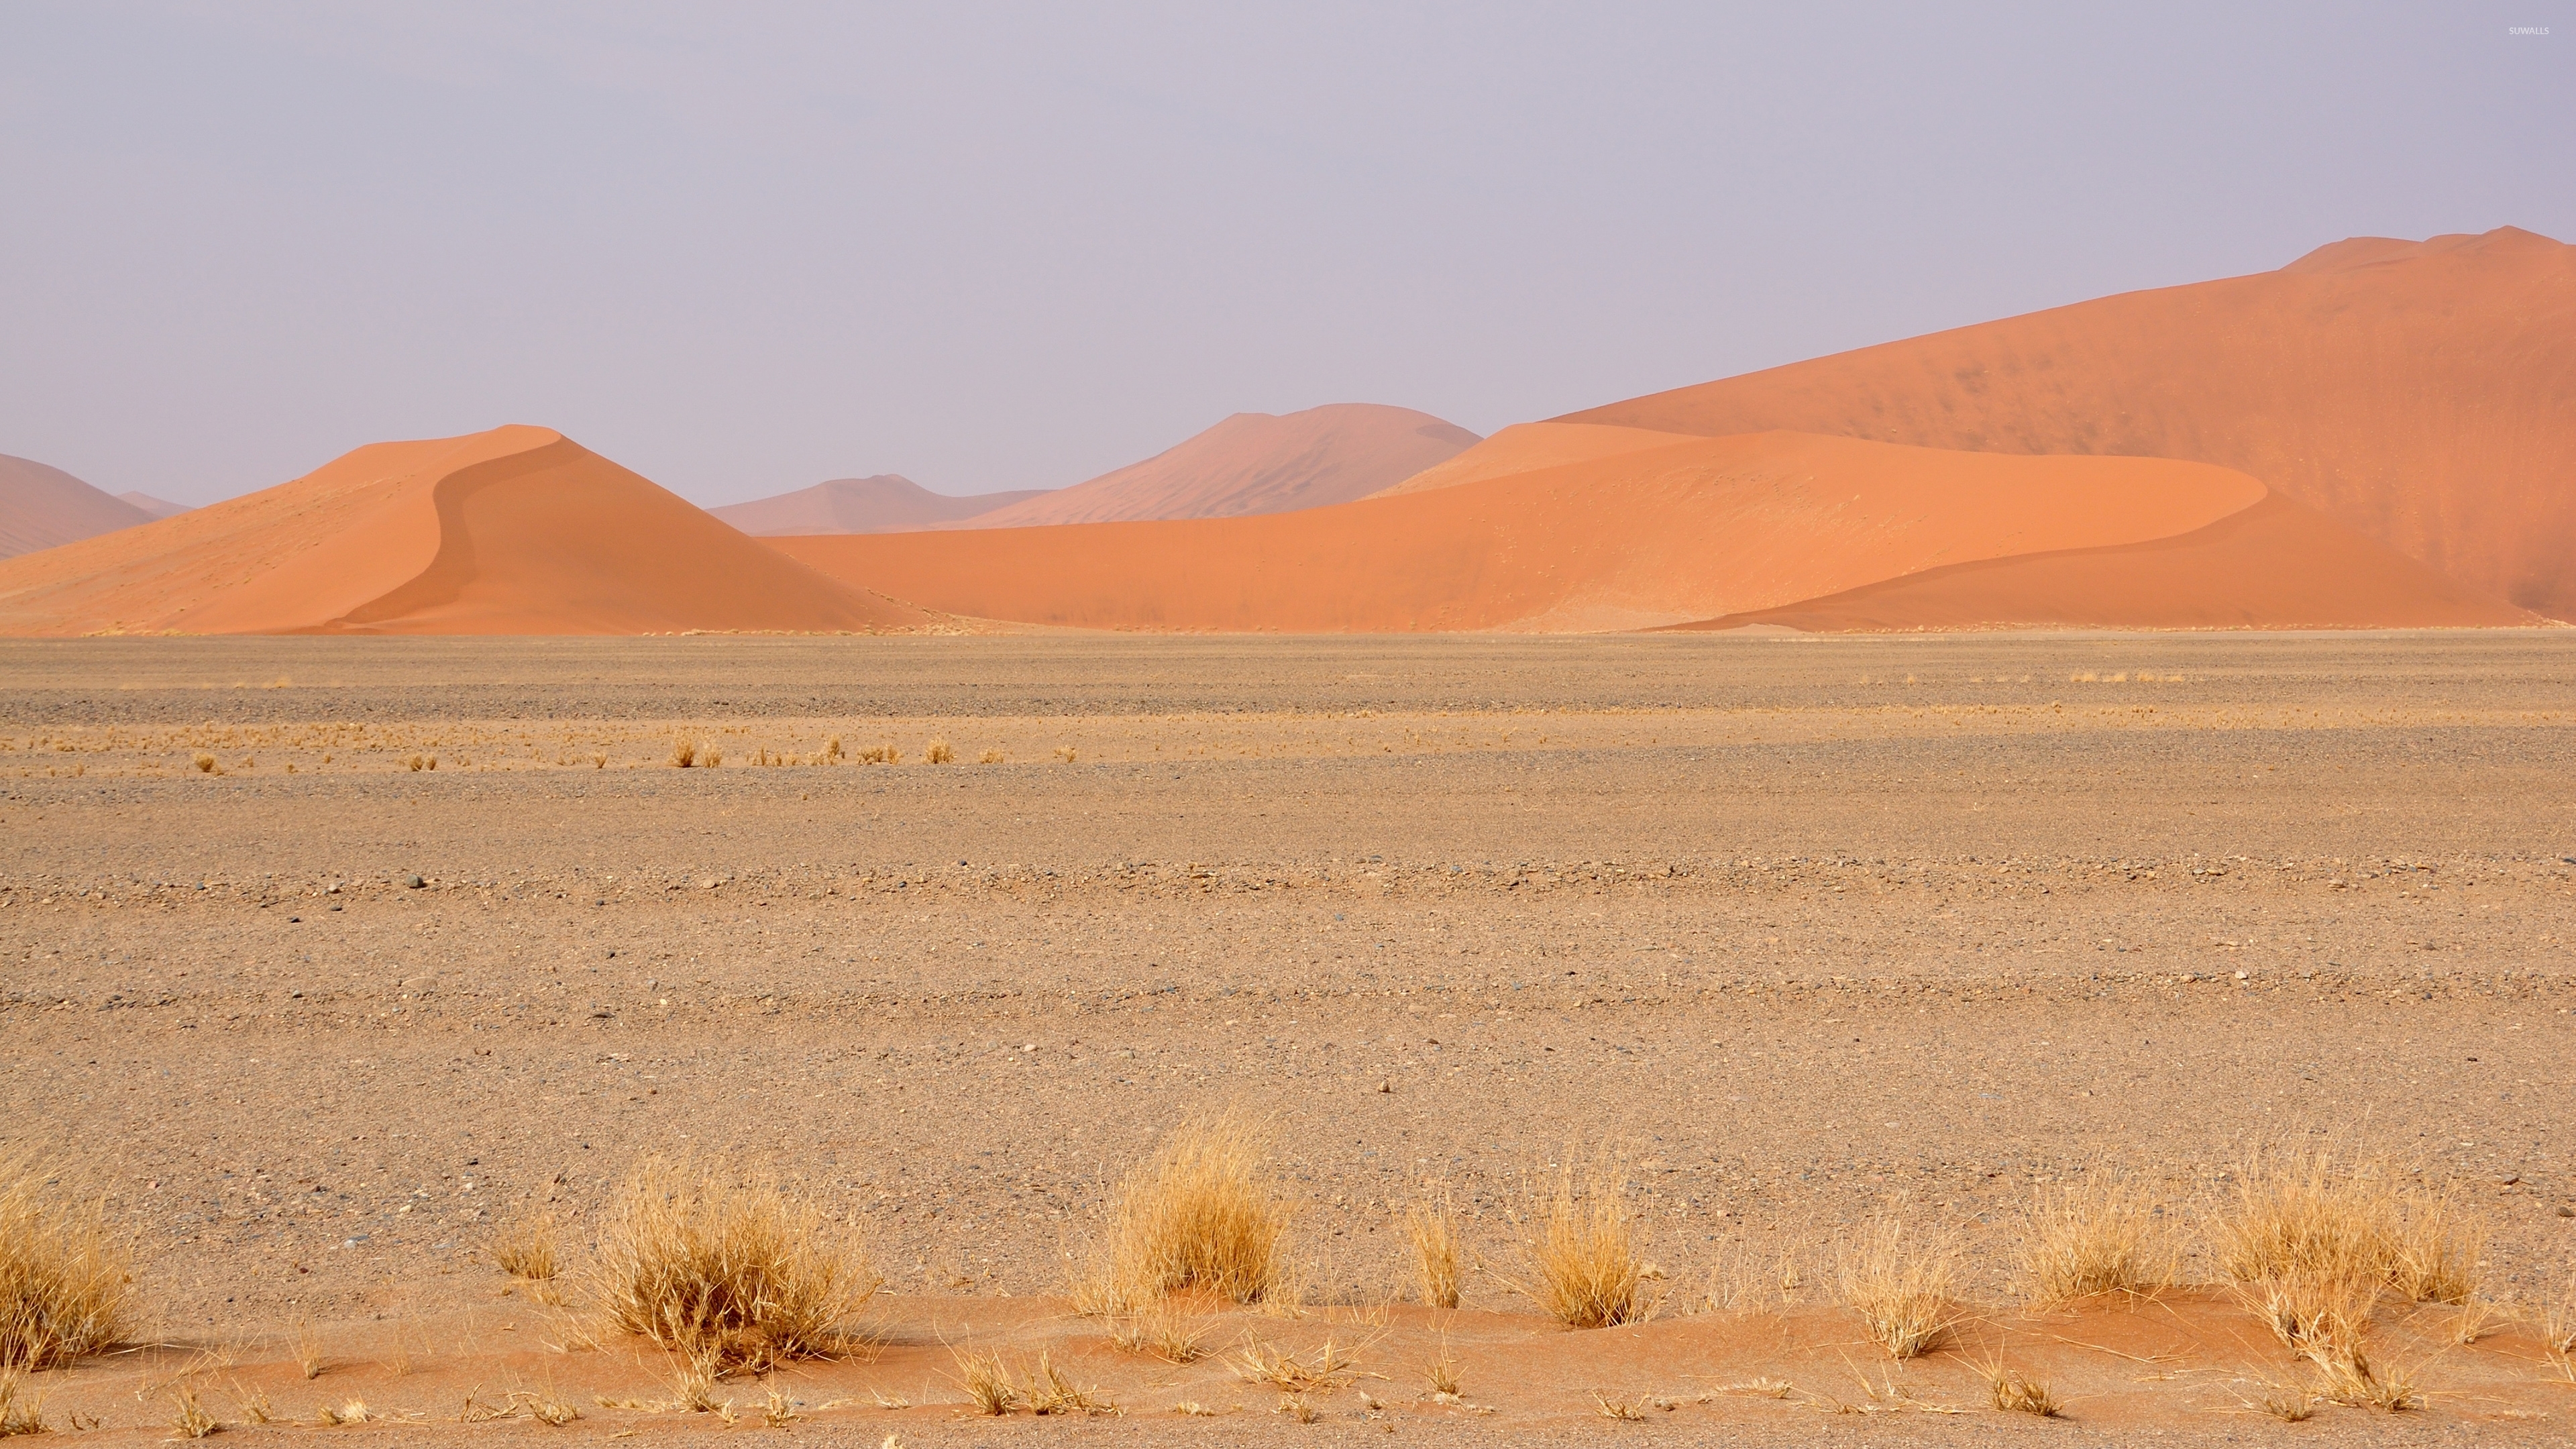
(114, 490, 192, 520)
(1, 453, 155, 558)
(0, 425, 930, 636)
(710, 475, 1048, 535)
(1557, 225, 2576, 619)
(1368, 420, 1703, 498)
(772, 431, 2332, 632)
(1671, 492, 2532, 633)
(963, 403, 1479, 527)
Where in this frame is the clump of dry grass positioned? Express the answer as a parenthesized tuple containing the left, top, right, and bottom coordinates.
(2017, 1175, 2176, 1303)
(2249, 1375, 2318, 1422)
(2387, 1188, 2483, 1305)
(1837, 1216, 1957, 1358)
(1106, 1299, 1205, 1362)
(592, 1157, 881, 1374)
(1424, 1340, 1461, 1398)
(1053, 745, 1077, 763)
(492, 1215, 559, 1281)
(1593, 1393, 1646, 1421)
(192, 753, 217, 773)
(0, 1372, 47, 1437)
(0, 1157, 132, 1371)
(1980, 1361, 2061, 1417)
(1024, 1350, 1115, 1416)
(1507, 1151, 1649, 1329)
(924, 740, 955, 765)
(671, 739, 697, 768)
(977, 749, 1006, 765)
(168, 1383, 219, 1438)
(1404, 1184, 1462, 1309)
(856, 743, 898, 765)
(1089, 1115, 1290, 1307)
(289, 1316, 324, 1379)
(315, 1399, 374, 1426)
(951, 1348, 1018, 1415)
(1230, 1334, 1357, 1393)
(823, 735, 844, 763)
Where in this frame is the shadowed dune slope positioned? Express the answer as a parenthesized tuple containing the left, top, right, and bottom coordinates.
(1, 453, 155, 558)
(1370, 421, 1705, 498)
(710, 475, 1049, 535)
(115, 491, 192, 521)
(0, 425, 929, 636)
(1670, 492, 2534, 633)
(773, 431, 2312, 633)
(1558, 226, 2576, 618)
(964, 402, 1479, 527)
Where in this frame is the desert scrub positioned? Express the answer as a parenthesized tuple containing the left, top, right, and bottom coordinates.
(592, 1157, 879, 1373)
(1507, 1150, 1650, 1328)
(1087, 1114, 1290, 1307)
(2017, 1175, 2176, 1303)
(1838, 1215, 1957, 1358)
(0, 1156, 131, 1371)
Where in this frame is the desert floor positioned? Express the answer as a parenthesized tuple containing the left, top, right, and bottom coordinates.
(3, 631, 2573, 1444)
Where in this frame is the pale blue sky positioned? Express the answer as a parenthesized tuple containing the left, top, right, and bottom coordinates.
(3, 3, 2569, 505)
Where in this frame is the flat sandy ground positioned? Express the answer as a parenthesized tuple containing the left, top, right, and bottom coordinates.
(4, 632, 2574, 1444)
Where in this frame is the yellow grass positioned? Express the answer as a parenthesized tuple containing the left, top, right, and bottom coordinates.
(2017, 1175, 2176, 1303)
(671, 739, 696, 768)
(290, 1316, 324, 1379)
(168, 1383, 218, 1438)
(1505, 1151, 1649, 1329)
(0, 1372, 46, 1437)
(1404, 1184, 1463, 1309)
(924, 740, 955, 764)
(1106, 1299, 1205, 1362)
(823, 735, 844, 762)
(592, 1157, 881, 1373)
(1053, 745, 1077, 763)
(951, 1348, 1018, 1415)
(977, 749, 1006, 764)
(1024, 1350, 1115, 1416)
(1982, 1362, 2061, 1417)
(2387, 1189, 2483, 1304)
(491, 1216, 558, 1281)
(1424, 1339, 1461, 1397)
(1837, 1216, 1957, 1358)
(0, 1157, 132, 1371)
(1230, 1334, 1358, 1393)
(1095, 1115, 1289, 1306)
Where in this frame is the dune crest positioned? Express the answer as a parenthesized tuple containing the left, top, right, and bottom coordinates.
(774, 431, 2316, 633)
(0, 426, 930, 636)
(710, 476, 1049, 535)
(1556, 225, 2576, 618)
(1368, 421, 1705, 498)
(1, 453, 156, 559)
(964, 403, 1479, 527)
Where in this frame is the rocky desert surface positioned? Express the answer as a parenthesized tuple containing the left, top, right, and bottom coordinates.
(4, 632, 2573, 1444)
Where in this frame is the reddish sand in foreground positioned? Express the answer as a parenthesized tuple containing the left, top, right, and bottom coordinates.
(964, 402, 1479, 527)
(1672, 492, 2533, 632)
(775, 431, 2301, 632)
(0, 426, 929, 636)
(0, 452, 154, 559)
(1558, 226, 2576, 619)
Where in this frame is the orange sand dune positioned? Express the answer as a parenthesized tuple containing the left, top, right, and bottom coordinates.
(1670, 492, 2534, 633)
(709, 475, 1046, 535)
(775, 431, 2303, 633)
(115, 490, 192, 520)
(1556, 226, 2576, 618)
(1, 453, 155, 559)
(963, 402, 1479, 527)
(0, 426, 929, 636)
(1368, 420, 1703, 498)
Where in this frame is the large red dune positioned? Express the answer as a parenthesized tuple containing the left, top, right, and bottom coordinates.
(1, 452, 156, 559)
(1370, 421, 1704, 498)
(709, 475, 1048, 535)
(0, 425, 930, 636)
(1556, 226, 2576, 619)
(765, 430, 2503, 633)
(963, 403, 1479, 527)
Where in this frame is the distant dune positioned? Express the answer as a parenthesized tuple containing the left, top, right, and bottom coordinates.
(710, 476, 1049, 535)
(768, 431, 2510, 633)
(1, 453, 155, 558)
(1557, 226, 2576, 619)
(115, 491, 192, 520)
(0, 426, 931, 636)
(964, 404, 1479, 527)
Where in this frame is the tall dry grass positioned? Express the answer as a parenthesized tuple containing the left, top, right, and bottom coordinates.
(1403, 1184, 1462, 1309)
(591, 1158, 880, 1373)
(1837, 1215, 1957, 1358)
(1083, 1115, 1291, 1309)
(0, 1157, 131, 1371)
(2017, 1175, 2176, 1304)
(491, 1215, 559, 1281)
(1506, 1151, 1649, 1328)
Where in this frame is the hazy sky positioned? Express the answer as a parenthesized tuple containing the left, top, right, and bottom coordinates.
(4, 3, 2569, 506)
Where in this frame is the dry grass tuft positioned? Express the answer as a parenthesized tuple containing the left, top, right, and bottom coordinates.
(1424, 1340, 1461, 1398)
(169, 1383, 219, 1438)
(289, 1316, 324, 1379)
(951, 1348, 1019, 1415)
(1094, 1115, 1290, 1307)
(2017, 1175, 2176, 1303)
(1838, 1216, 1957, 1358)
(670, 739, 696, 768)
(2387, 1189, 2483, 1305)
(924, 740, 955, 765)
(977, 749, 1006, 765)
(1593, 1393, 1647, 1421)
(491, 1216, 559, 1281)
(1053, 745, 1077, 763)
(1405, 1185, 1463, 1309)
(856, 743, 898, 765)
(1507, 1151, 1649, 1329)
(823, 735, 845, 762)
(1106, 1299, 1205, 1362)
(315, 1399, 375, 1426)
(0, 1157, 133, 1371)
(1231, 1334, 1358, 1393)
(1981, 1362, 2061, 1417)
(2250, 1376, 2318, 1422)
(0, 1372, 46, 1437)
(192, 753, 217, 773)
(592, 1157, 881, 1374)
(1024, 1350, 1116, 1416)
